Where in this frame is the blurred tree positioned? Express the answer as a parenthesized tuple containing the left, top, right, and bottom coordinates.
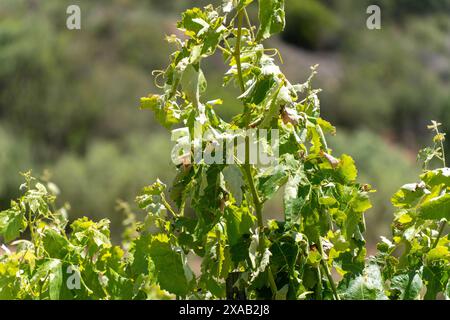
(282, 0, 342, 50)
(51, 133, 173, 236)
(0, 125, 32, 206)
(325, 17, 449, 149)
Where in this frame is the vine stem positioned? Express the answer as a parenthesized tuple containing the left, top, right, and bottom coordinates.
(242, 163, 278, 298)
(234, 10, 277, 297)
(432, 220, 447, 249)
(234, 10, 245, 93)
(318, 237, 340, 300)
(161, 195, 179, 218)
(27, 206, 38, 255)
(431, 125, 447, 250)
(267, 267, 278, 297)
(320, 260, 340, 300)
(242, 140, 278, 297)
(242, 153, 278, 298)
(226, 9, 252, 300)
(236, 7, 261, 229)
(243, 8, 255, 41)
(243, 162, 263, 228)
(439, 135, 446, 167)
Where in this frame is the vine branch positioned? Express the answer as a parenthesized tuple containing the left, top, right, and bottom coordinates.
(234, 10, 245, 93)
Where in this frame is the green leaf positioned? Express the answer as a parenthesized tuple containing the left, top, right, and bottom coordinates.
(426, 245, 450, 262)
(139, 94, 160, 111)
(257, 0, 285, 41)
(180, 63, 202, 106)
(390, 271, 423, 300)
(136, 179, 168, 217)
(275, 284, 289, 300)
(0, 276, 17, 300)
(106, 268, 134, 300)
(248, 231, 271, 279)
(70, 218, 111, 251)
(270, 237, 300, 272)
(170, 167, 195, 208)
(339, 263, 388, 300)
(191, 166, 223, 236)
(376, 236, 395, 253)
(445, 281, 450, 300)
(319, 196, 337, 206)
(391, 183, 427, 209)
(239, 75, 276, 105)
(42, 228, 70, 259)
(32, 259, 63, 300)
(130, 233, 153, 277)
(223, 165, 244, 205)
(423, 266, 444, 300)
(224, 205, 255, 245)
(149, 235, 194, 297)
(259, 82, 283, 129)
(140, 95, 180, 129)
(48, 261, 63, 300)
(306, 249, 321, 266)
(420, 168, 450, 187)
(350, 191, 372, 213)
(417, 193, 450, 220)
(337, 154, 358, 183)
(258, 164, 289, 201)
(284, 169, 309, 224)
(0, 207, 27, 243)
(178, 8, 208, 37)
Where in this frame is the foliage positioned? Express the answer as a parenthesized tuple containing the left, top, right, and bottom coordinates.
(330, 130, 419, 243)
(0, 172, 171, 299)
(137, 0, 449, 300)
(0, 0, 448, 300)
(138, 0, 372, 300)
(373, 122, 449, 300)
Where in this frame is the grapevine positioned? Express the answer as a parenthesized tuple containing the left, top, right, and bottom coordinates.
(0, 0, 448, 300)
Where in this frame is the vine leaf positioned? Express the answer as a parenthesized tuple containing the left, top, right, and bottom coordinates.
(445, 281, 450, 300)
(391, 182, 427, 209)
(149, 235, 195, 297)
(0, 206, 27, 243)
(420, 168, 450, 186)
(257, 0, 286, 41)
(223, 165, 244, 205)
(390, 270, 423, 300)
(337, 154, 358, 183)
(339, 263, 388, 300)
(42, 228, 70, 259)
(224, 205, 255, 245)
(257, 164, 289, 201)
(32, 259, 63, 300)
(417, 193, 450, 220)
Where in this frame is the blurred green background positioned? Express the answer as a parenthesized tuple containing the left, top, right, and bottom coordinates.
(0, 0, 449, 248)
